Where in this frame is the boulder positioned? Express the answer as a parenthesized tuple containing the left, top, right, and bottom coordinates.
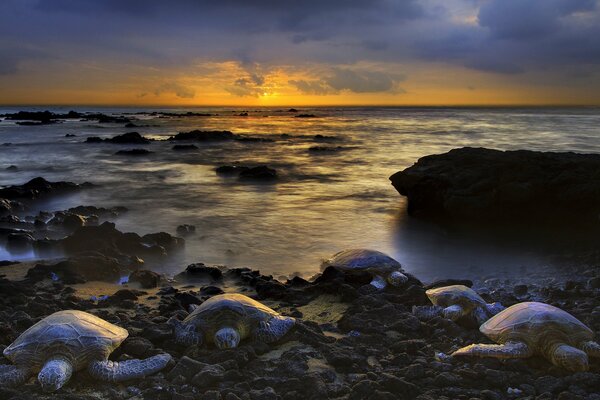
(26, 255, 125, 284)
(176, 224, 196, 236)
(129, 269, 161, 288)
(390, 147, 600, 226)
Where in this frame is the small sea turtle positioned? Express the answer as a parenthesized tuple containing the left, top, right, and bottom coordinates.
(322, 249, 408, 289)
(413, 284, 504, 324)
(0, 310, 171, 392)
(452, 302, 600, 372)
(169, 293, 295, 348)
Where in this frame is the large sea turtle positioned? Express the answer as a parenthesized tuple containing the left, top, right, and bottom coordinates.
(452, 302, 600, 372)
(169, 293, 295, 348)
(0, 310, 171, 392)
(322, 249, 408, 289)
(413, 284, 504, 324)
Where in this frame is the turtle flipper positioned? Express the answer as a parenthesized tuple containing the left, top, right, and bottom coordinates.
(442, 304, 465, 321)
(550, 344, 588, 372)
(168, 317, 203, 346)
(582, 341, 600, 358)
(0, 365, 31, 387)
(369, 275, 387, 290)
(88, 354, 172, 382)
(452, 341, 532, 359)
(412, 305, 444, 320)
(254, 315, 295, 343)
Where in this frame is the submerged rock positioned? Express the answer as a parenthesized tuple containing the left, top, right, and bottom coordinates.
(238, 166, 278, 181)
(172, 144, 199, 151)
(390, 147, 600, 226)
(86, 131, 151, 144)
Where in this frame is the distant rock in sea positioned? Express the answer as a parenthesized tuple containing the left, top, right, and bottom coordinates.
(172, 144, 199, 151)
(390, 147, 600, 226)
(170, 130, 235, 141)
(115, 148, 153, 156)
(86, 131, 151, 144)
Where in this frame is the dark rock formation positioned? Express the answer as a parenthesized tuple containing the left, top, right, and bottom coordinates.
(215, 165, 250, 175)
(172, 144, 199, 151)
(129, 269, 162, 288)
(176, 224, 196, 236)
(115, 149, 153, 156)
(0, 177, 91, 200)
(390, 147, 600, 226)
(26, 255, 125, 284)
(238, 166, 277, 181)
(176, 263, 223, 281)
(86, 132, 151, 144)
(170, 130, 235, 141)
(53, 221, 183, 260)
(295, 114, 317, 118)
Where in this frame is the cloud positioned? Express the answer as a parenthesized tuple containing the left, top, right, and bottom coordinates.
(289, 79, 334, 95)
(290, 68, 405, 95)
(326, 68, 404, 93)
(154, 82, 195, 98)
(478, 0, 596, 39)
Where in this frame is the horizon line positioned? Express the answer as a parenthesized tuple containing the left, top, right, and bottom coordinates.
(1, 103, 600, 109)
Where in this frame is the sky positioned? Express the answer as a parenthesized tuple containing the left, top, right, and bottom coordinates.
(1, 0, 600, 106)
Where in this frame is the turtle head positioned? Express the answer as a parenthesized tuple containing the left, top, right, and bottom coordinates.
(38, 357, 73, 392)
(387, 271, 408, 287)
(551, 344, 589, 372)
(214, 327, 240, 349)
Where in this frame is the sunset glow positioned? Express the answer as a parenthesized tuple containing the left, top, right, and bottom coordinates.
(1, 0, 600, 106)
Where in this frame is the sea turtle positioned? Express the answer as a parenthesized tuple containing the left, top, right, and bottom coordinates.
(452, 302, 600, 372)
(413, 284, 505, 324)
(169, 293, 295, 348)
(0, 310, 171, 392)
(322, 249, 408, 289)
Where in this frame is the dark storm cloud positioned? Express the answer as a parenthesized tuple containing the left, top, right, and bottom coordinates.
(415, 0, 600, 74)
(0, 0, 599, 86)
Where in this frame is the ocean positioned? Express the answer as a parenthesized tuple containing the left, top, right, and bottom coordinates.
(2, 106, 600, 282)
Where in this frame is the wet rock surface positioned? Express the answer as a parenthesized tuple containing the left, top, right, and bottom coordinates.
(390, 147, 600, 227)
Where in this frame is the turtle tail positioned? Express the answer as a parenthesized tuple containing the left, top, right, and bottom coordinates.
(254, 315, 295, 343)
(88, 354, 172, 382)
(0, 365, 31, 387)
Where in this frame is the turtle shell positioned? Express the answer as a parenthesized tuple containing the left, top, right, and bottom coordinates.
(425, 285, 487, 311)
(480, 302, 593, 349)
(3, 310, 128, 371)
(323, 249, 402, 273)
(184, 293, 281, 341)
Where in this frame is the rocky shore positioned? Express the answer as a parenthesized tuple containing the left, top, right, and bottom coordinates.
(1, 248, 599, 400)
